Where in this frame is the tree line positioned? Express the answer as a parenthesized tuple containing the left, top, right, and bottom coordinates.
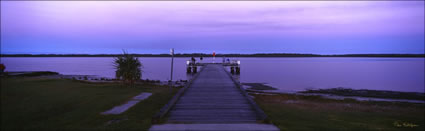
(1, 53, 424, 57)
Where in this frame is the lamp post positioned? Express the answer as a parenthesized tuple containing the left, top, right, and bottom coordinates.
(170, 48, 174, 88)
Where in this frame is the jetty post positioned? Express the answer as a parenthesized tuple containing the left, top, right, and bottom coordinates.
(186, 61, 192, 73)
(186, 60, 197, 73)
(229, 60, 241, 74)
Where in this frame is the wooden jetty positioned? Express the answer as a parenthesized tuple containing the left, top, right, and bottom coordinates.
(153, 63, 267, 123)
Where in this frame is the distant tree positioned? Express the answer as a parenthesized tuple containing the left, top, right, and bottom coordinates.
(114, 51, 142, 85)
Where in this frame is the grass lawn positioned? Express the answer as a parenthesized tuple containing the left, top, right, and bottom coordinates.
(1, 77, 177, 130)
(254, 93, 424, 131)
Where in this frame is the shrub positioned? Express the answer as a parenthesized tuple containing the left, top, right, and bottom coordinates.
(114, 51, 142, 85)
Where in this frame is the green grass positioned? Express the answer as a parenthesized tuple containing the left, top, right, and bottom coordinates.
(1, 77, 177, 130)
(254, 93, 424, 131)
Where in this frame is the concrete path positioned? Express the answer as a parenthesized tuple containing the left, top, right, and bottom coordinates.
(149, 124, 279, 131)
(167, 64, 259, 123)
(102, 92, 152, 115)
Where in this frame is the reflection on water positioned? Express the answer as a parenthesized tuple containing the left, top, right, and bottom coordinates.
(237, 57, 424, 93)
(186, 72, 196, 81)
(2, 57, 424, 93)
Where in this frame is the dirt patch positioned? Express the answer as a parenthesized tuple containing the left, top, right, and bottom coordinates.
(255, 93, 424, 113)
(242, 83, 278, 90)
(300, 87, 425, 101)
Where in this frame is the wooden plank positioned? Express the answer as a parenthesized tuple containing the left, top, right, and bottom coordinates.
(165, 64, 266, 123)
(151, 65, 206, 123)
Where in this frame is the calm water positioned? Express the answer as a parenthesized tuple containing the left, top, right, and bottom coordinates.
(1, 57, 424, 93)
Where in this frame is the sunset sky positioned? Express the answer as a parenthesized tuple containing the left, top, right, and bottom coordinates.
(1, 1, 424, 54)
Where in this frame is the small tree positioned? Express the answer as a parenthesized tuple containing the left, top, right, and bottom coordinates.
(114, 51, 142, 85)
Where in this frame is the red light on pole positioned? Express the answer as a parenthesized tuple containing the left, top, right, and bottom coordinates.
(213, 51, 216, 63)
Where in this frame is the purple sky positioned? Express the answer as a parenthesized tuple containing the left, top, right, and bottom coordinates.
(1, 1, 424, 54)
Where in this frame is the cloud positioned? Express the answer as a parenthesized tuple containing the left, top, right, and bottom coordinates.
(2, 1, 423, 37)
(1, 1, 424, 54)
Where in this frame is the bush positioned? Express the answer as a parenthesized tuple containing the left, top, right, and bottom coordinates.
(114, 51, 142, 85)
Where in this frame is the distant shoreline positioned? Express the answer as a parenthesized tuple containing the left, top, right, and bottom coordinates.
(1, 53, 424, 58)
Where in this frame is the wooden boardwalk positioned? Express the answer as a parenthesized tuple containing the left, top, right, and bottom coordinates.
(167, 64, 263, 123)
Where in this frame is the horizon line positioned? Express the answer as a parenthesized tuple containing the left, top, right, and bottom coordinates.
(1, 53, 424, 56)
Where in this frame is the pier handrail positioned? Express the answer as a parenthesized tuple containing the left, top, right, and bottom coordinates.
(152, 66, 205, 123)
(187, 61, 240, 67)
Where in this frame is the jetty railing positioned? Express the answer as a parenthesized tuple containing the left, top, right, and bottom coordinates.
(186, 60, 241, 74)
